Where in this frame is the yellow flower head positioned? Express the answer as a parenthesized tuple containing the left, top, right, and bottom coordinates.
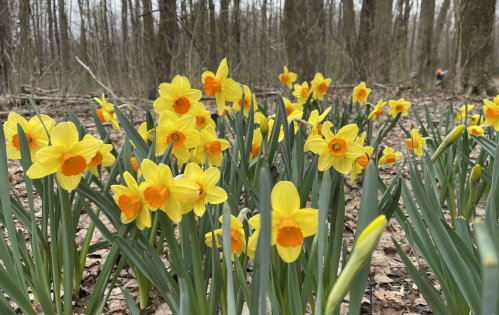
(352, 82, 371, 105)
(138, 159, 198, 223)
(350, 132, 373, 183)
(379, 147, 402, 167)
(193, 125, 230, 167)
(388, 98, 411, 118)
(154, 75, 202, 116)
(152, 111, 200, 165)
(94, 93, 120, 130)
(111, 172, 153, 230)
(205, 215, 246, 259)
(202, 58, 242, 115)
(456, 105, 475, 123)
(292, 81, 312, 105)
(279, 66, 298, 89)
(311, 73, 332, 101)
(305, 122, 365, 174)
(248, 181, 318, 263)
(483, 98, 499, 131)
(250, 129, 263, 160)
(233, 85, 258, 118)
(190, 102, 216, 131)
(83, 134, 115, 177)
(406, 129, 426, 157)
(4, 113, 54, 161)
(303, 107, 332, 152)
(282, 97, 303, 117)
(138, 122, 149, 143)
(26, 122, 103, 191)
(367, 100, 387, 121)
(469, 114, 484, 127)
(468, 125, 484, 138)
(177, 163, 228, 216)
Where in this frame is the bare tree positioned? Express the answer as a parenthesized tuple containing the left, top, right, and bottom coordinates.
(373, 0, 393, 82)
(58, 0, 70, 93)
(0, 0, 11, 93)
(142, 0, 157, 99)
(430, 0, 450, 72)
(357, 0, 375, 81)
(416, 0, 434, 88)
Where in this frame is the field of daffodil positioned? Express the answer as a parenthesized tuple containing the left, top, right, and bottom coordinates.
(2, 58, 499, 315)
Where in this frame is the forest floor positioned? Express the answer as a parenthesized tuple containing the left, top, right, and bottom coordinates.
(3, 84, 490, 315)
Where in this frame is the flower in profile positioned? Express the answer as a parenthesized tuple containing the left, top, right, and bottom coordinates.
(249, 129, 263, 160)
(152, 111, 200, 165)
(282, 97, 303, 117)
(202, 58, 242, 115)
(350, 132, 373, 183)
(4, 113, 54, 161)
(190, 102, 216, 131)
(26, 122, 103, 191)
(367, 100, 387, 121)
(406, 129, 426, 157)
(138, 159, 198, 223)
(456, 104, 475, 123)
(352, 82, 371, 105)
(94, 93, 120, 130)
(469, 114, 485, 127)
(248, 181, 318, 263)
(468, 125, 484, 138)
(268, 110, 303, 143)
(193, 125, 230, 167)
(279, 66, 298, 89)
(177, 163, 228, 216)
(311, 73, 332, 101)
(305, 122, 365, 173)
(232, 85, 258, 118)
(111, 172, 153, 230)
(138, 122, 149, 143)
(292, 81, 312, 105)
(379, 147, 402, 167)
(153, 75, 202, 116)
(388, 98, 411, 118)
(205, 215, 246, 259)
(303, 107, 332, 152)
(223, 106, 232, 117)
(483, 97, 499, 131)
(84, 134, 115, 177)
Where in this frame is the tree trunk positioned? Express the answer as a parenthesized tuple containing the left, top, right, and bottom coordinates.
(221, 0, 229, 58)
(356, 0, 375, 81)
(284, 0, 306, 72)
(77, 0, 89, 64)
(430, 0, 450, 72)
(0, 0, 11, 93)
(416, 0, 434, 88)
(233, 0, 241, 64)
(392, 0, 411, 81)
(121, 0, 128, 71)
(342, 0, 357, 80)
(20, 0, 33, 90)
(260, 0, 267, 81)
(208, 0, 217, 69)
(409, 0, 418, 71)
(58, 0, 70, 93)
(157, 0, 176, 83)
(47, 0, 55, 61)
(307, 0, 326, 79)
(373, 0, 393, 82)
(142, 0, 157, 99)
(461, 0, 497, 96)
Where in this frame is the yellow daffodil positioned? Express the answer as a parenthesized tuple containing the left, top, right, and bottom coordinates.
(367, 100, 387, 121)
(130, 157, 139, 174)
(468, 125, 484, 138)
(379, 147, 402, 167)
(303, 108, 332, 152)
(193, 125, 230, 167)
(190, 102, 216, 131)
(233, 85, 258, 118)
(84, 134, 115, 177)
(94, 93, 120, 130)
(406, 129, 426, 157)
(154, 75, 202, 116)
(350, 132, 373, 183)
(311, 73, 332, 101)
(388, 98, 411, 118)
(152, 111, 200, 164)
(292, 81, 312, 105)
(111, 171, 153, 230)
(470, 114, 485, 127)
(282, 97, 303, 116)
(456, 105, 475, 123)
(205, 215, 246, 259)
(202, 58, 242, 115)
(138, 159, 198, 223)
(279, 66, 298, 89)
(268, 110, 303, 143)
(26, 122, 103, 191)
(305, 122, 365, 173)
(249, 129, 263, 160)
(483, 97, 499, 130)
(138, 122, 149, 143)
(4, 113, 54, 161)
(177, 163, 228, 216)
(352, 82, 371, 105)
(248, 181, 318, 263)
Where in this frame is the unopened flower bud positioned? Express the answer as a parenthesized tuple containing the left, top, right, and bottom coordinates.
(472, 164, 481, 182)
(260, 117, 269, 137)
(431, 125, 465, 163)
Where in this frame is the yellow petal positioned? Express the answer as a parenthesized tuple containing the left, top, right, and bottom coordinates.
(162, 196, 183, 223)
(57, 169, 82, 191)
(201, 167, 221, 188)
(205, 186, 227, 204)
(184, 163, 203, 182)
(292, 209, 319, 237)
(51, 122, 79, 151)
(271, 181, 300, 216)
(276, 243, 302, 263)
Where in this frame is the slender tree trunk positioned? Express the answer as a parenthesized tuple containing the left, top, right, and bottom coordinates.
(430, 0, 450, 71)
(416, 0, 434, 88)
(409, 0, 418, 71)
(373, 0, 393, 82)
(47, 0, 55, 61)
(261, 0, 267, 81)
(20, 0, 33, 90)
(77, 0, 88, 64)
(452, 0, 462, 93)
(208, 0, 217, 69)
(342, 0, 357, 80)
(0, 0, 11, 93)
(233, 0, 241, 64)
(121, 0, 128, 71)
(356, 0, 375, 81)
(157, 0, 176, 83)
(142, 0, 157, 99)
(284, 0, 305, 72)
(221, 0, 229, 58)
(307, 0, 326, 79)
(58, 0, 70, 93)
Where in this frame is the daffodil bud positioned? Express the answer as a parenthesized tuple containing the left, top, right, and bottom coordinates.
(260, 117, 269, 137)
(472, 164, 481, 182)
(431, 125, 465, 163)
(468, 165, 481, 219)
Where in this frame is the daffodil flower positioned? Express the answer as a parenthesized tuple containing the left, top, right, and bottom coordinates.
(4, 112, 54, 161)
(192, 125, 230, 167)
(468, 125, 484, 138)
(303, 107, 332, 152)
(94, 93, 120, 130)
(111, 171, 154, 230)
(456, 104, 475, 123)
(406, 129, 426, 157)
(282, 97, 303, 117)
(350, 132, 373, 182)
(26, 122, 103, 191)
(388, 98, 411, 118)
(279, 66, 298, 89)
(483, 97, 499, 131)
(190, 102, 216, 131)
(469, 114, 484, 127)
(249, 129, 263, 160)
(154, 75, 202, 116)
(305, 122, 366, 173)
(205, 215, 246, 259)
(311, 73, 332, 101)
(352, 82, 371, 105)
(268, 110, 303, 143)
(84, 134, 116, 177)
(379, 147, 402, 167)
(177, 163, 228, 216)
(367, 100, 387, 121)
(292, 81, 312, 105)
(232, 85, 258, 118)
(201, 58, 242, 115)
(248, 181, 318, 263)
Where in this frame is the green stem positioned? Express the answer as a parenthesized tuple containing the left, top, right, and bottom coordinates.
(74, 209, 100, 293)
(135, 268, 150, 309)
(58, 187, 75, 315)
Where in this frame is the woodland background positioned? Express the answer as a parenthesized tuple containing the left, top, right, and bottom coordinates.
(0, 0, 498, 100)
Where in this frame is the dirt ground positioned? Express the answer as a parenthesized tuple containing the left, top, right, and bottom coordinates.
(3, 84, 490, 314)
